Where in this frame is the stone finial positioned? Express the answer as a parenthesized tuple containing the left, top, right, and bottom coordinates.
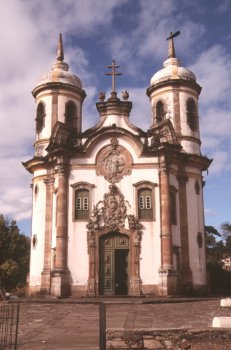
(99, 91, 106, 101)
(122, 90, 129, 101)
(57, 33, 64, 61)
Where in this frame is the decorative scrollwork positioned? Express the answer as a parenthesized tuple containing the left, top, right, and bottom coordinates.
(87, 184, 142, 238)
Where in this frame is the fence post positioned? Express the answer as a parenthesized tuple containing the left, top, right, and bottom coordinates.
(99, 302, 106, 350)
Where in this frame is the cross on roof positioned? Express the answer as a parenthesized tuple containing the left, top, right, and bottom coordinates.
(105, 59, 122, 93)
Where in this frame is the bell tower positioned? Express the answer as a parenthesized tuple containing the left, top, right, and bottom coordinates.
(32, 34, 86, 158)
(147, 31, 202, 155)
(146, 32, 212, 295)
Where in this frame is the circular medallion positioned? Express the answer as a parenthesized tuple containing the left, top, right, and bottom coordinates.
(96, 138, 132, 183)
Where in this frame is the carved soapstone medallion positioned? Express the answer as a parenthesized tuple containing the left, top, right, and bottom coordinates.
(96, 138, 132, 184)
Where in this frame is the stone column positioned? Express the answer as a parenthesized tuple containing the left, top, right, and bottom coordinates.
(87, 235, 97, 296)
(177, 175, 193, 293)
(51, 162, 70, 297)
(159, 165, 178, 296)
(41, 177, 54, 294)
(129, 232, 142, 296)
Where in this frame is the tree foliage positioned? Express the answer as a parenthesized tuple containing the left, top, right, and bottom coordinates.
(0, 214, 30, 293)
(205, 223, 231, 294)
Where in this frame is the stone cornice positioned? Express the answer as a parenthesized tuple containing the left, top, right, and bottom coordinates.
(22, 156, 54, 174)
(146, 78, 202, 97)
(32, 82, 86, 100)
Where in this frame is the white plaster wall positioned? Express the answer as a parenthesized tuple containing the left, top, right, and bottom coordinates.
(68, 143, 161, 287)
(179, 91, 201, 155)
(186, 177, 206, 286)
(29, 179, 46, 287)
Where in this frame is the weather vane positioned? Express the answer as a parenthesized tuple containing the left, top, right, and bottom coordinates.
(105, 59, 122, 93)
(166, 31, 180, 58)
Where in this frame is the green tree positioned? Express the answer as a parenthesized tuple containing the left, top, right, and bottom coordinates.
(205, 224, 231, 294)
(0, 215, 30, 294)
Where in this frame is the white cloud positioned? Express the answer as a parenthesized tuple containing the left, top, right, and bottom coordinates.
(208, 151, 230, 175)
(191, 45, 231, 107)
(204, 208, 218, 217)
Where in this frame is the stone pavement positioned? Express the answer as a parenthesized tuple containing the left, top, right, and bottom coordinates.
(12, 297, 231, 349)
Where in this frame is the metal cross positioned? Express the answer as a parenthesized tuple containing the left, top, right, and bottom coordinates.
(105, 59, 122, 93)
(166, 31, 180, 58)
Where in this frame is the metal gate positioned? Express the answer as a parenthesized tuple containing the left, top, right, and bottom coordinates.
(0, 303, 19, 350)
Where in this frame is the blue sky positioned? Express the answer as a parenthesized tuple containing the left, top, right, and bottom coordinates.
(0, 0, 230, 235)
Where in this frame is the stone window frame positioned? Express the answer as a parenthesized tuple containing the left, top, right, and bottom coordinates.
(186, 98, 198, 131)
(133, 181, 157, 222)
(65, 100, 77, 128)
(170, 185, 178, 225)
(71, 182, 95, 221)
(35, 101, 46, 133)
(155, 99, 166, 124)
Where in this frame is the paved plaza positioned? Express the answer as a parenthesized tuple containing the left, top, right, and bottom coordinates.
(15, 298, 231, 349)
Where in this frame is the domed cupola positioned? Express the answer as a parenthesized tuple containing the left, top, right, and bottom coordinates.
(147, 32, 202, 155)
(35, 37, 83, 90)
(32, 34, 86, 158)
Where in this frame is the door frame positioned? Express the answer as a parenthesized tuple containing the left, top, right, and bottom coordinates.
(99, 232, 129, 296)
(87, 227, 142, 296)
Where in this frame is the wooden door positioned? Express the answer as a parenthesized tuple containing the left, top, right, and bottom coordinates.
(99, 232, 129, 296)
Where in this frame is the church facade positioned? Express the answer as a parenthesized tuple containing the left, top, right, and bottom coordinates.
(23, 34, 211, 297)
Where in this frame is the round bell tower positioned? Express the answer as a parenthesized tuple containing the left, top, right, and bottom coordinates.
(32, 34, 86, 158)
(147, 32, 202, 155)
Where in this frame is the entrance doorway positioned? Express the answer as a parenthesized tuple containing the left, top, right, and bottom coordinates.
(99, 232, 129, 296)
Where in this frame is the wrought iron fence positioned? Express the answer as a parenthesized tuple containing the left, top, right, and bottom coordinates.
(0, 303, 19, 350)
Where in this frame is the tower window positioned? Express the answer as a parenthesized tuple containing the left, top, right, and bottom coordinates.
(75, 189, 89, 220)
(65, 101, 76, 128)
(186, 98, 197, 131)
(138, 188, 153, 220)
(156, 100, 165, 123)
(36, 102, 45, 133)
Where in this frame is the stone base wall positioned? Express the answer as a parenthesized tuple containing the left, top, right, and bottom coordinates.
(141, 284, 159, 296)
(71, 285, 88, 297)
(106, 329, 231, 349)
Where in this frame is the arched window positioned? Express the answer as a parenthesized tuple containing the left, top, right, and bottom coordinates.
(36, 102, 45, 133)
(71, 182, 95, 221)
(156, 100, 165, 123)
(75, 189, 89, 220)
(186, 98, 197, 131)
(138, 188, 153, 220)
(65, 101, 76, 128)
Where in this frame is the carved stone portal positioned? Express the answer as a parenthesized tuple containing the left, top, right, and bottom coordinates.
(86, 184, 142, 296)
(96, 137, 132, 184)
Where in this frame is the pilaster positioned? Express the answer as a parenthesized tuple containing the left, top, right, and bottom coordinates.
(159, 162, 178, 295)
(41, 177, 55, 294)
(177, 174, 193, 293)
(51, 161, 70, 297)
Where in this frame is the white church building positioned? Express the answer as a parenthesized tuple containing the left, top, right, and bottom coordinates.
(23, 33, 211, 297)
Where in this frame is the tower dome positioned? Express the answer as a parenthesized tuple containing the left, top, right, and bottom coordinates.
(34, 34, 82, 91)
(150, 57, 196, 85)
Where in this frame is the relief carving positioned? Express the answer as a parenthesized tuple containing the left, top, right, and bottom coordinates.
(87, 184, 142, 236)
(96, 138, 132, 184)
